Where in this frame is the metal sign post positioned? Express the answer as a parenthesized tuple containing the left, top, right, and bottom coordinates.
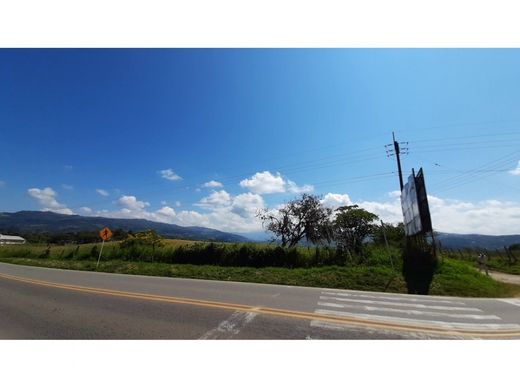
(97, 227, 112, 268)
(96, 239, 105, 268)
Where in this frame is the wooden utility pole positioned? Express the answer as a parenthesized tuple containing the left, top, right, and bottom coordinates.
(393, 132, 404, 191)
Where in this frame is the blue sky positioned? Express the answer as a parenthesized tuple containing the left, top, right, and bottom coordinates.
(2, 49, 520, 235)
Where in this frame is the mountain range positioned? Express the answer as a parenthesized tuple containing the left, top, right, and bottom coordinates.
(435, 232, 520, 251)
(1, 211, 519, 249)
(0, 211, 248, 243)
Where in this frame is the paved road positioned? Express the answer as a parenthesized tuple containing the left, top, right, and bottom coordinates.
(1, 262, 519, 339)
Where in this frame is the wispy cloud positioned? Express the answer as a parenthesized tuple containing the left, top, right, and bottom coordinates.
(203, 180, 223, 188)
(159, 169, 182, 181)
(287, 180, 314, 194)
(118, 195, 150, 210)
(196, 190, 231, 208)
(0, 180, 5, 187)
(62, 184, 74, 191)
(509, 161, 520, 176)
(27, 187, 73, 215)
(239, 171, 313, 194)
(96, 189, 109, 196)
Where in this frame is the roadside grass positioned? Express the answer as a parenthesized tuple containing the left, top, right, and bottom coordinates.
(442, 249, 520, 275)
(0, 255, 517, 297)
(430, 258, 520, 297)
(0, 239, 198, 262)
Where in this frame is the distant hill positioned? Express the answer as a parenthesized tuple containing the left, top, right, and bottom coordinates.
(0, 211, 249, 243)
(436, 233, 520, 250)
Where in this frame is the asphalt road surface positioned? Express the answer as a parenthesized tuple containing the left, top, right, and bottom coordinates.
(1, 262, 519, 339)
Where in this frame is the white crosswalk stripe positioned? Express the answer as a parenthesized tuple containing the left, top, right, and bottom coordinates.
(317, 301, 499, 320)
(498, 298, 520, 307)
(320, 294, 481, 311)
(314, 309, 520, 331)
(322, 289, 466, 305)
(311, 290, 519, 334)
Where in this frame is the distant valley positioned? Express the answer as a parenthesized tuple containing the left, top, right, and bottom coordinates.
(0, 211, 248, 243)
(1, 211, 519, 249)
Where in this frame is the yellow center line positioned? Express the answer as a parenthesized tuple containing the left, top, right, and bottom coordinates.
(1, 271, 519, 338)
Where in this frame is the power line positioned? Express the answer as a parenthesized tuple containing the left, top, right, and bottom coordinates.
(431, 152, 520, 194)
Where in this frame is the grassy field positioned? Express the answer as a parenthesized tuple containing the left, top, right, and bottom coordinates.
(441, 248, 520, 275)
(1, 240, 519, 297)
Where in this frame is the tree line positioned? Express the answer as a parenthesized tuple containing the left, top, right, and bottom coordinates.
(257, 193, 405, 256)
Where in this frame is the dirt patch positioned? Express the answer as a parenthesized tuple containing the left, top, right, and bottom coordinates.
(488, 271, 520, 285)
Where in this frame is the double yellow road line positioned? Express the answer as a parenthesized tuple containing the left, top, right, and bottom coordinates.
(1, 271, 519, 339)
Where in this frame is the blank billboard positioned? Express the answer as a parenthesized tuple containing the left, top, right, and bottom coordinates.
(401, 173, 422, 236)
(415, 168, 433, 233)
(400, 168, 433, 236)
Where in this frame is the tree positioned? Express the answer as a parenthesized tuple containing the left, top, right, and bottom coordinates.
(120, 229, 164, 261)
(257, 194, 333, 247)
(373, 222, 405, 248)
(333, 205, 378, 255)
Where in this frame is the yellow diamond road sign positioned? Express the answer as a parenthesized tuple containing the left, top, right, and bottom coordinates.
(99, 227, 113, 241)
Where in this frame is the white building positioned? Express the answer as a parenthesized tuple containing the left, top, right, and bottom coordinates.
(0, 234, 26, 245)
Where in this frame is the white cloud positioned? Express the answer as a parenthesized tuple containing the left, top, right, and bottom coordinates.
(196, 190, 231, 208)
(27, 187, 73, 215)
(159, 169, 182, 181)
(62, 184, 74, 191)
(427, 198, 520, 235)
(175, 201, 181, 207)
(321, 193, 353, 208)
(388, 190, 402, 198)
(96, 190, 264, 232)
(173, 210, 209, 226)
(96, 188, 109, 196)
(509, 161, 520, 176)
(239, 171, 313, 195)
(151, 206, 177, 223)
(240, 171, 286, 194)
(79, 207, 92, 214)
(348, 192, 520, 235)
(231, 192, 265, 218)
(156, 206, 176, 217)
(118, 195, 150, 210)
(203, 180, 223, 188)
(287, 180, 314, 194)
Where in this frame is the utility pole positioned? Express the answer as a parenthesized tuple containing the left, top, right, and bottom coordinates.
(385, 131, 408, 191)
(393, 131, 404, 191)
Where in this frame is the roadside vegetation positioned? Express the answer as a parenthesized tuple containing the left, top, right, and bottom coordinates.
(1, 194, 519, 297)
(440, 246, 520, 275)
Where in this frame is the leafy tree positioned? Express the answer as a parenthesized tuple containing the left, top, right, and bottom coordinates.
(333, 205, 378, 255)
(120, 229, 164, 261)
(90, 245, 99, 259)
(257, 194, 333, 248)
(373, 222, 405, 248)
(509, 243, 520, 251)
